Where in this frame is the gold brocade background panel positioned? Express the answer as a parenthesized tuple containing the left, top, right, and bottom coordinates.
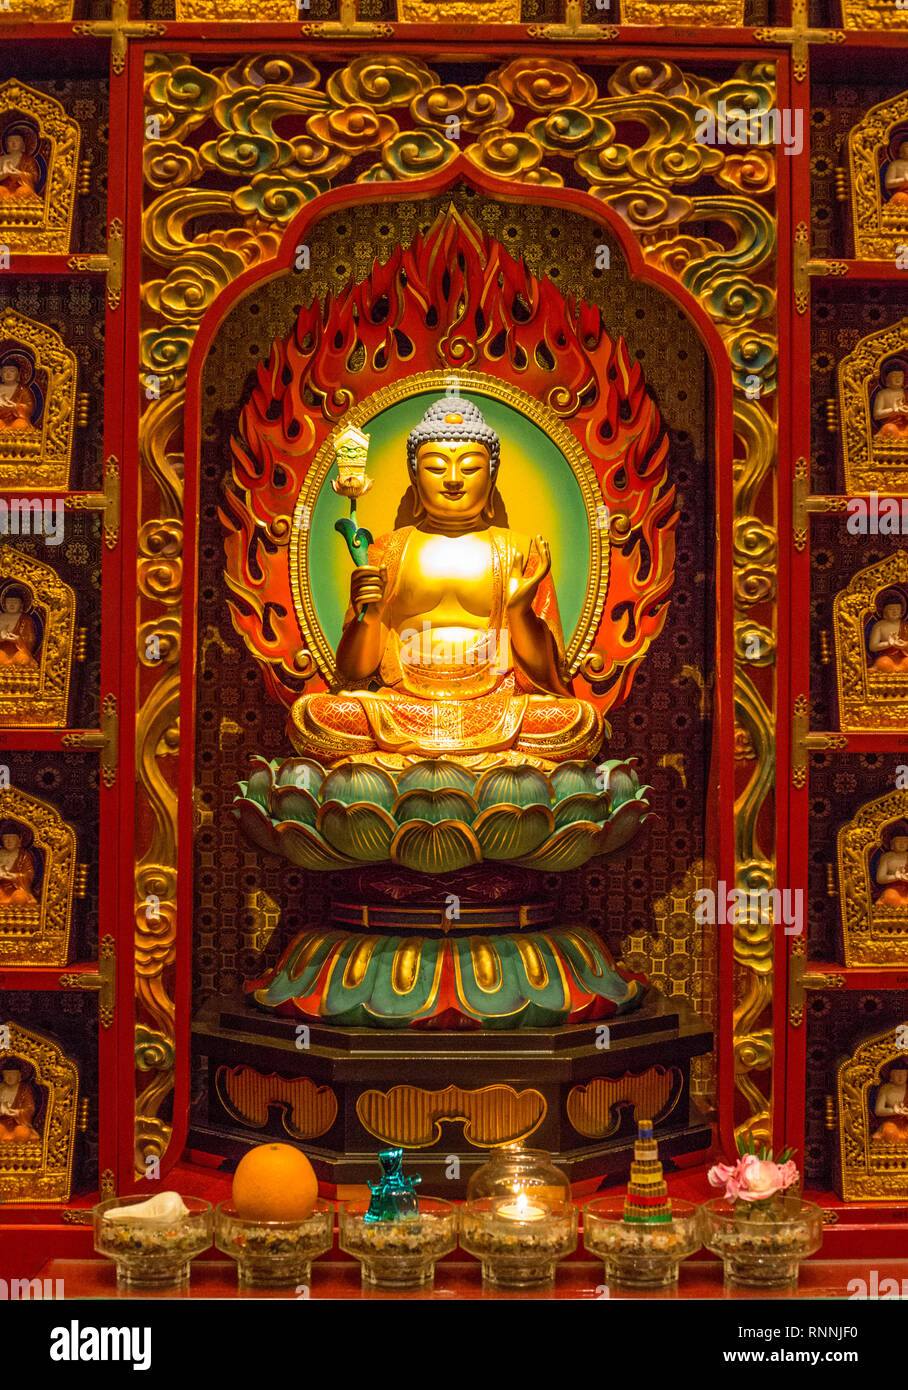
(189, 190, 718, 1119)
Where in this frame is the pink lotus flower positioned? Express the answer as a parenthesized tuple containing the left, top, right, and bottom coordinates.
(708, 1154, 800, 1206)
(707, 1161, 740, 1199)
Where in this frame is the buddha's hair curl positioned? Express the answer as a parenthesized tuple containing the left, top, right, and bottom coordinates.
(406, 395, 500, 474)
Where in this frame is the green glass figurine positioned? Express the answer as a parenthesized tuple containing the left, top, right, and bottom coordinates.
(364, 1148, 421, 1223)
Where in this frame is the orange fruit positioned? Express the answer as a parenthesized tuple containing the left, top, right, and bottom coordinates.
(232, 1143, 318, 1222)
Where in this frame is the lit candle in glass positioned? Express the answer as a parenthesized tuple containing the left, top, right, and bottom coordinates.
(494, 1191, 549, 1222)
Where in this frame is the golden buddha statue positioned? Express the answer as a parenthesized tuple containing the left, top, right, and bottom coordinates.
(290, 397, 602, 767)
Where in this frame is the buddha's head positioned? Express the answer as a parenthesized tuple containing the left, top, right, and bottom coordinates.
(898, 140, 908, 159)
(2, 593, 22, 614)
(1, 1068, 21, 1087)
(893, 835, 908, 852)
(1, 832, 20, 851)
(0, 365, 19, 386)
(890, 1065, 908, 1085)
(4, 134, 24, 156)
(884, 367, 905, 389)
(407, 396, 500, 529)
(882, 597, 905, 621)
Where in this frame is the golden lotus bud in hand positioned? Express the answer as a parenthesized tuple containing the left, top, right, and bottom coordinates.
(331, 424, 373, 498)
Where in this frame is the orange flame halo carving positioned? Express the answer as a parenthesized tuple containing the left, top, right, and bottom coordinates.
(221, 206, 677, 717)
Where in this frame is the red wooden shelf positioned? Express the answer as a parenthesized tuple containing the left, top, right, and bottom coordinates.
(805, 961, 908, 990)
(0, 961, 99, 991)
(0, 729, 100, 750)
(807, 731, 908, 753)
(0, 257, 106, 276)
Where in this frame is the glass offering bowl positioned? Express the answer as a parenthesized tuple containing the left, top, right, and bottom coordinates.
(460, 1143, 577, 1288)
(699, 1196, 823, 1288)
(583, 1197, 700, 1289)
(93, 1196, 213, 1290)
(339, 1197, 457, 1288)
(459, 1197, 578, 1288)
(215, 1200, 334, 1289)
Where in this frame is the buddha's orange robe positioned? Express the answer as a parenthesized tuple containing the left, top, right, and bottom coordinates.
(0, 1082, 38, 1142)
(0, 614, 38, 668)
(0, 849, 36, 906)
(0, 384, 37, 432)
(0, 155, 41, 202)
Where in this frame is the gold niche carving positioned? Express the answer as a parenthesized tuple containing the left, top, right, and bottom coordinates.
(0, 0, 74, 19)
(837, 1030, 908, 1202)
(0, 309, 77, 490)
(837, 790, 908, 966)
(215, 1066, 337, 1139)
(397, 0, 521, 20)
(356, 1083, 546, 1148)
(622, 0, 743, 22)
(566, 1067, 681, 1139)
(838, 317, 908, 494)
(0, 1022, 78, 1204)
(849, 95, 908, 260)
(0, 547, 75, 728)
(834, 551, 908, 733)
(841, 0, 908, 30)
(175, 0, 296, 15)
(0, 81, 80, 256)
(0, 786, 76, 966)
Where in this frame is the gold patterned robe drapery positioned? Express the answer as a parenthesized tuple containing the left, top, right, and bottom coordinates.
(291, 526, 603, 765)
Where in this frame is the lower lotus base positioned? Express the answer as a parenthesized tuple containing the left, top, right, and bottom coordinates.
(248, 924, 645, 1029)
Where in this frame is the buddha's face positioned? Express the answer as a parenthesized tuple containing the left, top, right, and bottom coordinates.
(2, 833, 20, 851)
(893, 836, 908, 852)
(2, 1069, 20, 1086)
(899, 141, 908, 159)
(891, 1068, 908, 1085)
(413, 439, 495, 527)
(883, 602, 904, 621)
(885, 369, 905, 389)
(1, 366, 19, 385)
(5, 136, 23, 156)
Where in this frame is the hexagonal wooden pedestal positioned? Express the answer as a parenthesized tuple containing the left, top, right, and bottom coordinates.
(190, 991, 712, 1195)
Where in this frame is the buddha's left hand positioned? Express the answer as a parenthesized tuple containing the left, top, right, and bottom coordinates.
(506, 535, 551, 613)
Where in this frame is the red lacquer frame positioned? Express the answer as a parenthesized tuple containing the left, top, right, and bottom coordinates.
(17, 8, 908, 1265)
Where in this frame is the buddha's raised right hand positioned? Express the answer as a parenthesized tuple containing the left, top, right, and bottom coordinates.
(350, 563, 387, 617)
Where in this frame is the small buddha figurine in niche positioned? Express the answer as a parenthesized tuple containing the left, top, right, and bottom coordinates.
(0, 355, 40, 435)
(0, 1061, 39, 1142)
(0, 820, 38, 907)
(883, 135, 908, 210)
(291, 396, 602, 765)
(0, 125, 42, 205)
(867, 592, 908, 671)
(874, 830, 908, 907)
(873, 1059, 908, 1143)
(0, 583, 39, 668)
(872, 363, 908, 440)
